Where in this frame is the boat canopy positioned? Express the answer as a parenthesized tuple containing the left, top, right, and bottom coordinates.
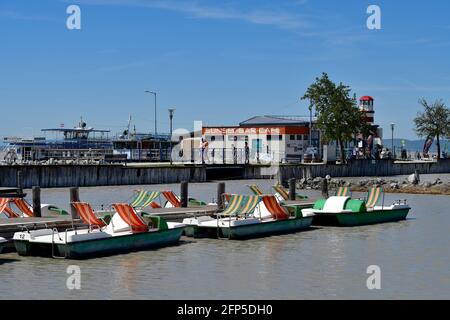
(221, 195, 261, 216)
(272, 184, 308, 201)
(261, 195, 289, 220)
(72, 202, 107, 227)
(13, 198, 34, 217)
(130, 190, 161, 208)
(113, 203, 149, 232)
(162, 191, 182, 208)
(336, 186, 351, 197)
(366, 187, 382, 208)
(0, 198, 21, 218)
(248, 184, 264, 195)
(272, 184, 289, 200)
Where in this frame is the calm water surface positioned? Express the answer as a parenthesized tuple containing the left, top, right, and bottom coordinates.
(0, 179, 449, 299)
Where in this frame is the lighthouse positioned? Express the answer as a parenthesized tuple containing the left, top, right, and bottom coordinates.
(359, 96, 375, 125)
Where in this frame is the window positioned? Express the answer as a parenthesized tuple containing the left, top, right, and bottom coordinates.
(210, 136, 216, 141)
(297, 135, 302, 140)
(267, 135, 282, 141)
(290, 135, 295, 140)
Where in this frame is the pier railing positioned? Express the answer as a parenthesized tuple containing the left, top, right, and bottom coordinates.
(187, 148, 288, 165)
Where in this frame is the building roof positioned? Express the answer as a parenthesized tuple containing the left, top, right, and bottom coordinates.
(360, 96, 374, 101)
(239, 115, 315, 126)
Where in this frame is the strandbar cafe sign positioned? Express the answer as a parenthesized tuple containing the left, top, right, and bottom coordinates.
(203, 127, 309, 135)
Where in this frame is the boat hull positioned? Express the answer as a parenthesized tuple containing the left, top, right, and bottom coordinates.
(312, 208, 410, 227)
(191, 216, 313, 240)
(14, 228, 184, 259)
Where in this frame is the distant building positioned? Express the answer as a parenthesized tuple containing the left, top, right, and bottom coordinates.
(202, 115, 320, 163)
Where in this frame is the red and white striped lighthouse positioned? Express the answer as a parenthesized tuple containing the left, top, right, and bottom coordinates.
(359, 96, 375, 125)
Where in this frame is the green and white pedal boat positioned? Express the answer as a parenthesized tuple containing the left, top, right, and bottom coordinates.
(304, 195, 410, 227)
(13, 203, 185, 259)
(183, 194, 314, 240)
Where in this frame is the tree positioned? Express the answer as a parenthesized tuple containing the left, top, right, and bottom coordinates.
(302, 73, 369, 163)
(414, 98, 450, 160)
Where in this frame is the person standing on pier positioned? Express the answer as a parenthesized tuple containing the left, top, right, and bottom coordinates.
(232, 137, 238, 164)
(244, 141, 250, 165)
(201, 137, 209, 164)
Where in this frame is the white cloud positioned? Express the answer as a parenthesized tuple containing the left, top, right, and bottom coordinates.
(74, 0, 310, 30)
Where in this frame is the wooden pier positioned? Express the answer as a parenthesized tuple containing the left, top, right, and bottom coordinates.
(0, 187, 25, 198)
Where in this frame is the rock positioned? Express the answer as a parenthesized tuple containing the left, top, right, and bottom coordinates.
(408, 173, 419, 185)
(423, 182, 432, 188)
(313, 177, 323, 183)
(390, 182, 399, 189)
(325, 175, 331, 180)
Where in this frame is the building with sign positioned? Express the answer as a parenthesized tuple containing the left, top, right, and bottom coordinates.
(202, 115, 320, 163)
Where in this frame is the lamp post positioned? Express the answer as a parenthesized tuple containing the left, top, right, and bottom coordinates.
(308, 103, 313, 148)
(168, 108, 175, 164)
(390, 123, 395, 159)
(145, 91, 157, 136)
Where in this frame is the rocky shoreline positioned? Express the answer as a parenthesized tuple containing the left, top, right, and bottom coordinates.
(296, 175, 450, 195)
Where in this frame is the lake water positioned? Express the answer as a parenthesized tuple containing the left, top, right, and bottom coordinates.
(0, 179, 449, 299)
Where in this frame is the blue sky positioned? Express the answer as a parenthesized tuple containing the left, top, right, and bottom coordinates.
(1, 0, 449, 139)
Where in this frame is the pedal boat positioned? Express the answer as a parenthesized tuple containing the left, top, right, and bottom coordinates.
(303, 195, 410, 227)
(13, 202, 185, 259)
(0, 237, 7, 253)
(183, 194, 314, 240)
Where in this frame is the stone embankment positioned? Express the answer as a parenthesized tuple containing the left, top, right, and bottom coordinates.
(296, 174, 450, 195)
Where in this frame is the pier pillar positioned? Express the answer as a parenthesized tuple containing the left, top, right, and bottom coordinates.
(180, 181, 188, 208)
(321, 178, 329, 198)
(32, 186, 41, 217)
(70, 187, 80, 219)
(217, 182, 226, 210)
(288, 178, 296, 201)
(16, 170, 23, 194)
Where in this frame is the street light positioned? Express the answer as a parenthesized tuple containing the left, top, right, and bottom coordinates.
(308, 103, 313, 147)
(145, 90, 157, 136)
(168, 108, 175, 164)
(168, 108, 175, 136)
(390, 123, 395, 159)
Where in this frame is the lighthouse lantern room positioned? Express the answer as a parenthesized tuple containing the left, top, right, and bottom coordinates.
(359, 96, 375, 125)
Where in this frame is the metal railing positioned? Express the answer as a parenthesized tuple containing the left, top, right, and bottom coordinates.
(181, 148, 286, 165)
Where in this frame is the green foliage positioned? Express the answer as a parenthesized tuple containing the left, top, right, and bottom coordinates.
(302, 73, 369, 161)
(414, 98, 450, 159)
(414, 98, 450, 139)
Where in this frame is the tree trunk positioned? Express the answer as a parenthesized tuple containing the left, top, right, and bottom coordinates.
(339, 140, 346, 164)
(436, 134, 441, 160)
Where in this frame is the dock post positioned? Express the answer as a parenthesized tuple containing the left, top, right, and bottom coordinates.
(16, 170, 23, 194)
(32, 186, 41, 217)
(217, 182, 226, 210)
(321, 178, 329, 198)
(288, 178, 296, 201)
(180, 181, 188, 208)
(70, 187, 80, 219)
